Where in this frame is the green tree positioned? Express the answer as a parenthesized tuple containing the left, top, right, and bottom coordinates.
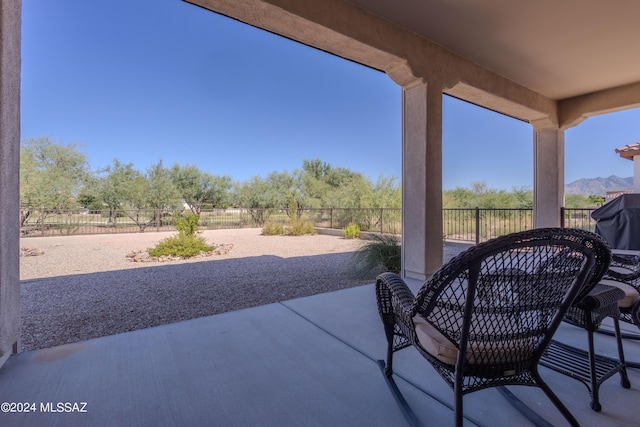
(444, 186, 475, 208)
(231, 159, 401, 214)
(232, 177, 272, 208)
(302, 158, 332, 180)
(76, 190, 104, 211)
(324, 174, 374, 208)
(565, 193, 591, 208)
(263, 170, 301, 210)
(587, 194, 605, 207)
(371, 175, 401, 208)
(146, 160, 181, 211)
(20, 137, 90, 225)
(511, 186, 534, 209)
(231, 177, 275, 225)
(443, 181, 533, 209)
(94, 159, 144, 224)
(171, 164, 232, 213)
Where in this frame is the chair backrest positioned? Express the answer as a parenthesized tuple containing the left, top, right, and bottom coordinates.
(412, 228, 610, 372)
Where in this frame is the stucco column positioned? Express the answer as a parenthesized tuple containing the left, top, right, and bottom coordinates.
(0, 0, 21, 368)
(634, 156, 640, 193)
(402, 80, 443, 280)
(532, 127, 564, 228)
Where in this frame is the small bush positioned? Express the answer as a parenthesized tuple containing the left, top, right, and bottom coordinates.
(285, 219, 316, 236)
(262, 222, 284, 235)
(352, 233, 401, 277)
(175, 212, 200, 237)
(148, 234, 214, 258)
(343, 224, 361, 239)
(148, 212, 213, 257)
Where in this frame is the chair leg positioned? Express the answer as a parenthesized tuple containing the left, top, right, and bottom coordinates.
(454, 386, 464, 427)
(613, 318, 632, 388)
(586, 329, 602, 411)
(382, 318, 396, 377)
(585, 318, 631, 411)
(378, 360, 423, 427)
(532, 369, 580, 427)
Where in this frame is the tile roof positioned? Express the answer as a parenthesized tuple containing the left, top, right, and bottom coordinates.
(615, 142, 640, 159)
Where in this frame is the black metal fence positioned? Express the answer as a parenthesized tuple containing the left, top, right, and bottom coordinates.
(442, 207, 598, 243)
(19, 207, 403, 237)
(443, 208, 533, 244)
(19, 206, 598, 240)
(560, 207, 598, 232)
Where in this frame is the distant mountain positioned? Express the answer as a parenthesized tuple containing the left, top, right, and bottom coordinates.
(565, 175, 633, 196)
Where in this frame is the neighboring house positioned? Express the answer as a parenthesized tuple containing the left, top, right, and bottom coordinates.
(616, 142, 640, 193)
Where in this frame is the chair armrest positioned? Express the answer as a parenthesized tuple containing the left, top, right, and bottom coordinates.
(376, 272, 416, 315)
(611, 252, 640, 266)
(608, 252, 640, 282)
(376, 272, 416, 331)
(606, 265, 640, 282)
(573, 283, 625, 311)
(565, 284, 624, 330)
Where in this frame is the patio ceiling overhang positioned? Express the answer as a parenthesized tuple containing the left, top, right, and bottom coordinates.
(184, 0, 640, 129)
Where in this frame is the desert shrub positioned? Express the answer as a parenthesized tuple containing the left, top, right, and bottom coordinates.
(148, 212, 213, 257)
(175, 212, 200, 237)
(148, 234, 214, 258)
(352, 233, 401, 277)
(285, 219, 316, 236)
(262, 221, 284, 235)
(343, 224, 360, 239)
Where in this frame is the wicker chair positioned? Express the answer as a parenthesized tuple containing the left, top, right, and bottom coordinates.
(591, 251, 640, 369)
(608, 251, 640, 284)
(540, 251, 631, 411)
(376, 228, 609, 427)
(601, 251, 640, 330)
(540, 282, 631, 412)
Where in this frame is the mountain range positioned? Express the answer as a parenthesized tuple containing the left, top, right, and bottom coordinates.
(565, 175, 633, 196)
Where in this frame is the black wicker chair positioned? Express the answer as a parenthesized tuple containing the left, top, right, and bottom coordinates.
(607, 251, 640, 285)
(591, 251, 640, 368)
(540, 249, 631, 411)
(376, 228, 609, 427)
(601, 251, 640, 331)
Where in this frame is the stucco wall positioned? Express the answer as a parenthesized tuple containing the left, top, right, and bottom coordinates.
(0, 0, 22, 367)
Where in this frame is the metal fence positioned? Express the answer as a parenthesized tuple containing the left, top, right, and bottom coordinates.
(19, 206, 598, 240)
(560, 207, 598, 232)
(19, 207, 403, 237)
(442, 208, 533, 244)
(441, 207, 598, 243)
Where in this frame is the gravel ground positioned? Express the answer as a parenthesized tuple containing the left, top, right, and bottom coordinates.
(20, 229, 470, 352)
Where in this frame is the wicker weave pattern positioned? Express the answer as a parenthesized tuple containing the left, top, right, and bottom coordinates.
(602, 252, 640, 327)
(376, 228, 609, 427)
(606, 252, 640, 286)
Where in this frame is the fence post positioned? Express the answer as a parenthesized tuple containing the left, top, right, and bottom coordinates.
(380, 207, 384, 234)
(475, 207, 480, 245)
(40, 206, 45, 235)
(560, 207, 565, 228)
(330, 208, 334, 229)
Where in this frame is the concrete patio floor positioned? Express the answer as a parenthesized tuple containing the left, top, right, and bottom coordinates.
(1, 279, 639, 426)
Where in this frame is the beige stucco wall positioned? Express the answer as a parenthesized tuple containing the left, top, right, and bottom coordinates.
(0, 0, 21, 367)
(401, 80, 444, 279)
(634, 157, 640, 193)
(533, 129, 565, 228)
(559, 81, 640, 129)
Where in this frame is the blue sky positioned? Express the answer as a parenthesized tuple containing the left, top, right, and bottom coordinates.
(21, 0, 639, 190)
